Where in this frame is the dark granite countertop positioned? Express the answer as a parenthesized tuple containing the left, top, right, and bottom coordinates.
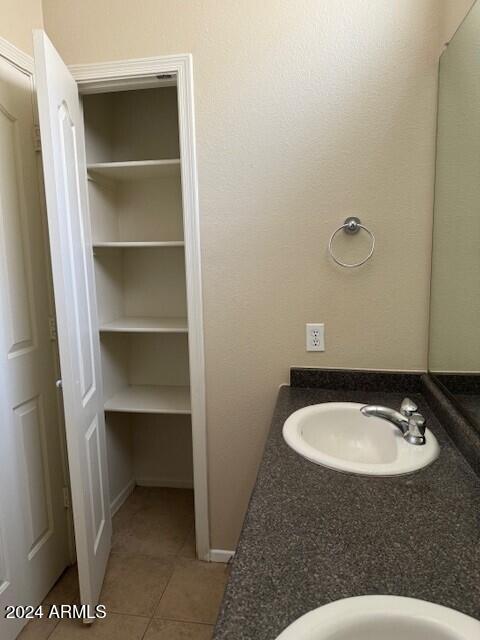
(213, 385, 480, 639)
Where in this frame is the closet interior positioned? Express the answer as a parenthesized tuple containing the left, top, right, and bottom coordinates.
(83, 84, 195, 523)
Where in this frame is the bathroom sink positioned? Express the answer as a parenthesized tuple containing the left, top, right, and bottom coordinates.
(276, 596, 480, 639)
(282, 402, 439, 475)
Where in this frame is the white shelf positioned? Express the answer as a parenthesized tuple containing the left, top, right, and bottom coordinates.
(87, 159, 181, 181)
(104, 385, 191, 415)
(100, 316, 188, 333)
(93, 241, 184, 248)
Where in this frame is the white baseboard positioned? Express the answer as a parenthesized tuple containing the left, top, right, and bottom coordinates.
(135, 477, 194, 489)
(209, 549, 235, 563)
(110, 478, 135, 517)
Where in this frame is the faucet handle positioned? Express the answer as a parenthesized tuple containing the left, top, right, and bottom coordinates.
(411, 412, 426, 436)
(400, 397, 418, 417)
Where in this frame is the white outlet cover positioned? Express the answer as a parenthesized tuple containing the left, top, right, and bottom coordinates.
(306, 323, 325, 352)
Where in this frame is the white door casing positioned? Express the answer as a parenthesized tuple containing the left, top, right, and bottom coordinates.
(70, 52, 210, 561)
(33, 30, 112, 610)
(0, 40, 70, 640)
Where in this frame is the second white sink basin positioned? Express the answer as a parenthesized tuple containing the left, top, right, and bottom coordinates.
(283, 402, 439, 476)
(276, 596, 480, 639)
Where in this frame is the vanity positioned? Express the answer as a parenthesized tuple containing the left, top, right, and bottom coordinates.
(213, 370, 480, 639)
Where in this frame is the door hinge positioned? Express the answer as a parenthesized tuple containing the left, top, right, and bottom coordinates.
(49, 316, 57, 341)
(63, 487, 71, 509)
(33, 124, 41, 152)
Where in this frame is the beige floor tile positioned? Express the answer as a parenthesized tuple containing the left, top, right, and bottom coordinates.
(43, 566, 79, 606)
(155, 558, 229, 624)
(178, 528, 196, 559)
(49, 612, 148, 640)
(144, 619, 213, 640)
(113, 487, 194, 558)
(112, 487, 153, 534)
(116, 488, 193, 522)
(100, 552, 174, 617)
(148, 487, 194, 508)
(113, 503, 193, 558)
(17, 617, 59, 640)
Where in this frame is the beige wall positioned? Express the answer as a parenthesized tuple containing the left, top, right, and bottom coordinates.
(0, 0, 43, 53)
(440, 0, 476, 43)
(430, 0, 480, 373)
(41, 0, 472, 549)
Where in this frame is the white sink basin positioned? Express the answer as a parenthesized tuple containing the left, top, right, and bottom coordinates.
(283, 402, 439, 476)
(276, 596, 480, 639)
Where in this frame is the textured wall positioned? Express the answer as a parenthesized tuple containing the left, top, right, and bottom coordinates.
(0, 0, 43, 53)
(430, 0, 480, 373)
(42, 0, 472, 549)
(440, 0, 476, 43)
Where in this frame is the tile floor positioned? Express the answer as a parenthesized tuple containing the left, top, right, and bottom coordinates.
(19, 488, 229, 640)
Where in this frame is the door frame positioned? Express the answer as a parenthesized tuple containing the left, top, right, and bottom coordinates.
(0, 34, 76, 563)
(0, 36, 33, 75)
(70, 54, 210, 560)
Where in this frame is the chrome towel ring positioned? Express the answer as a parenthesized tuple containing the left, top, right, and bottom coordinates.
(328, 217, 375, 268)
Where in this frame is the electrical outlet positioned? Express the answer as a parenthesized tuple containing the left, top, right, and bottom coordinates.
(306, 323, 325, 352)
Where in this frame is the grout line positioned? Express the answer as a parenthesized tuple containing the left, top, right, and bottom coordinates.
(109, 550, 179, 561)
(43, 619, 60, 640)
(140, 616, 215, 640)
(151, 615, 214, 626)
(151, 562, 176, 616)
(139, 618, 152, 640)
(103, 611, 152, 619)
(103, 600, 170, 618)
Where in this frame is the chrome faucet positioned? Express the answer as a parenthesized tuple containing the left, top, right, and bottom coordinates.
(360, 398, 426, 445)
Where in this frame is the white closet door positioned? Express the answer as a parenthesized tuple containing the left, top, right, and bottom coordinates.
(0, 47, 71, 639)
(33, 30, 111, 610)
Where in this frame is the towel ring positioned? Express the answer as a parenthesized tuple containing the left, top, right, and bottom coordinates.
(328, 217, 375, 268)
